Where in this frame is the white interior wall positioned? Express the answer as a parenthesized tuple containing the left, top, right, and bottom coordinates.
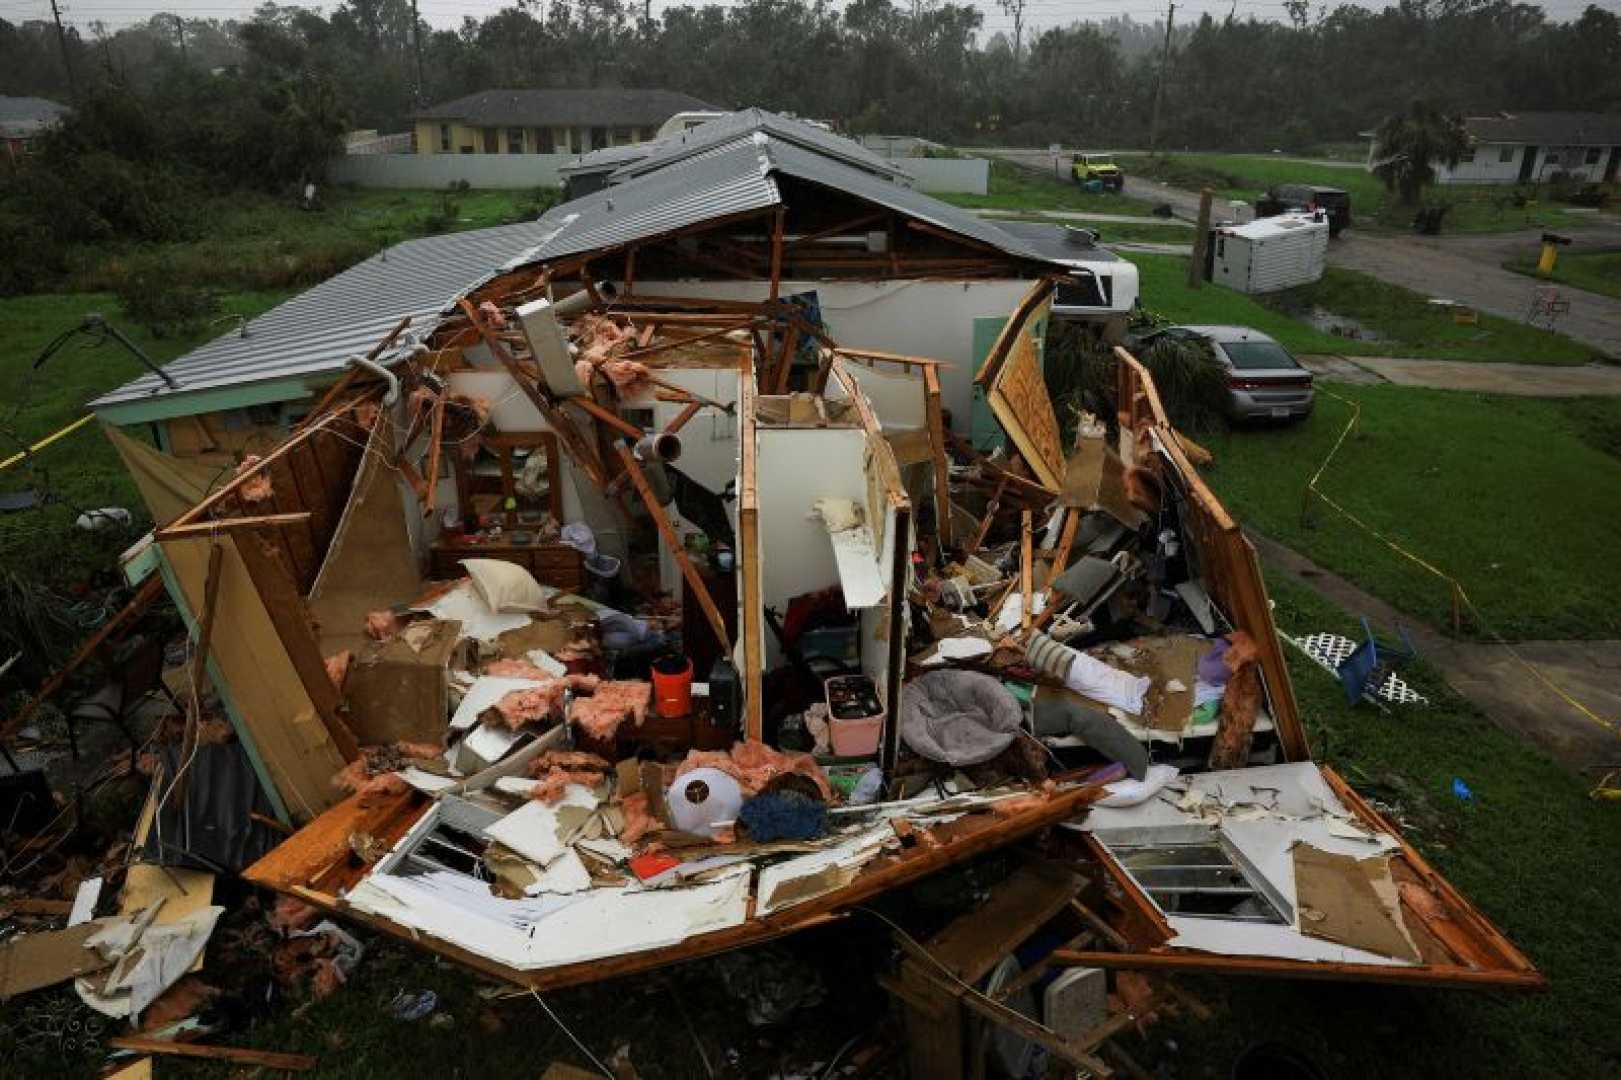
(831, 361, 927, 431)
(755, 427, 869, 667)
(632, 279, 1032, 428)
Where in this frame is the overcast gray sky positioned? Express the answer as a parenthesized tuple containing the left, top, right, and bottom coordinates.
(4, 0, 1611, 39)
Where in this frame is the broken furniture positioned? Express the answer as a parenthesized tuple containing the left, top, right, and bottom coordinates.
(1336, 616, 1419, 706)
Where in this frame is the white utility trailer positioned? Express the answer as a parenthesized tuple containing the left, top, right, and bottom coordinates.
(1211, 212, 1329, 294)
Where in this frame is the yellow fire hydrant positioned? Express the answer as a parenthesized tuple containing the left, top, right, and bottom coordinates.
(1538, 232, 1572, 275)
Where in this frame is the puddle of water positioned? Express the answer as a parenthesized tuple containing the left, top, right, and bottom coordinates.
(1298, 306, 1385, 342)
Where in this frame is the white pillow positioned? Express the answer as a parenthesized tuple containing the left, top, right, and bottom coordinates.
(461, 558, 552, 613)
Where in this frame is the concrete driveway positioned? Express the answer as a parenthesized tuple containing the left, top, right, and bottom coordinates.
(1300, 354, 1621, 396)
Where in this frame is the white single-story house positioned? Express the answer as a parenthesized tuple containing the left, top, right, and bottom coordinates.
(1366, 110, 1621, 186)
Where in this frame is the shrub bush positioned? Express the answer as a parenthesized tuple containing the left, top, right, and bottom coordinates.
(115, 257, 221, 337)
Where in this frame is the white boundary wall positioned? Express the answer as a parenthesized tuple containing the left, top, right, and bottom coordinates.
(328, 151, 988, 194)
(329, 153, 574, 189)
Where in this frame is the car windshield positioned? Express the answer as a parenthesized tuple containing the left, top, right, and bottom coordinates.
(1090, 155, 1115, 166)
(1220, 340, 1300, 370)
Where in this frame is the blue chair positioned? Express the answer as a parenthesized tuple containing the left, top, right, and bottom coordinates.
(1336, 617, 1418, 705)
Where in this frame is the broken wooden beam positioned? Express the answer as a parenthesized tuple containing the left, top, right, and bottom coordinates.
(106, 1036, 316, 1072)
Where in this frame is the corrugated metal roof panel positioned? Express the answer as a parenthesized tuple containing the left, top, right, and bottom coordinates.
(761, 139, 1060, 265)
(504, 137, 782, 267)
(91, 219, 557, 410)
(611, 108, 910, 184)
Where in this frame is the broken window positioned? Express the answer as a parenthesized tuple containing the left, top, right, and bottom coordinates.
(1093, 825, 1290, 925)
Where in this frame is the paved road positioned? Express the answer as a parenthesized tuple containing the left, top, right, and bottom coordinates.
(1251, 531, 1621, 773)
(1329, 228, 1621, 358)
(1300, 354, 1621, 396)
(986, 146, 1621, 357)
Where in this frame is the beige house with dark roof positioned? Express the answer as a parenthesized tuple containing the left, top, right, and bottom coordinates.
(412, 88, 713, 157)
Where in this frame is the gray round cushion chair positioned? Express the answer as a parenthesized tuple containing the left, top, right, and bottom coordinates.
(899, 669, 1023, 766)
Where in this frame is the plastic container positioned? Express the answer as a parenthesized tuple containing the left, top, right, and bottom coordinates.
(652, 654, 694, 718)
(825, 674, 884, 757)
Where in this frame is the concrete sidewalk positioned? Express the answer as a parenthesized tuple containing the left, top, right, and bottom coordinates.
(1300, 354, 1621, 396)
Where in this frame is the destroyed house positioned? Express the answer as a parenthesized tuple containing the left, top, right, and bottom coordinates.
(87, 110, 1134, 480)
(120, 267, 1540, 1005)
(73, 109, 1539, 1057)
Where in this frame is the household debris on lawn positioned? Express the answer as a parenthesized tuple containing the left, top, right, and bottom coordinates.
(1, 108, 1540, 1078)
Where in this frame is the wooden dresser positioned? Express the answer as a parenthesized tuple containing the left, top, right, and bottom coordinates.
(429, 538, 585, 594)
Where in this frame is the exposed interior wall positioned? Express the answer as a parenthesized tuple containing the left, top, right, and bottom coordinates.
(754, 427, 868, 667)
(163, 410, 289, 465)
(160, 535, 347, 823)
(632, 279, 1034, 428)
(620, 367, 742, 597)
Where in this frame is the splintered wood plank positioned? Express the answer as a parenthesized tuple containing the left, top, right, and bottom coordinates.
(244, 788, 423, 893)
(924, 365, 952, 547)
(614, 443, 730, 652)
(911, 863, 1080, 985)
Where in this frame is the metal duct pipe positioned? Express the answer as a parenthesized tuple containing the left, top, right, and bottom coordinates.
(634, 432, 682, 463)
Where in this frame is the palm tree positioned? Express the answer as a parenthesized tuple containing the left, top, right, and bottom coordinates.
(1372, 100, 1471, 205)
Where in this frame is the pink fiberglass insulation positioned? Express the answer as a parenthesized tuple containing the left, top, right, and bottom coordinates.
(365, 610, 400, 642)
(618, 791, 658, 845)
(494, 674, 603, 729)
(601, 359, 651, 391)
(676, 739, 834, 801)
(324, 650, 352, 691)
(527, 749, 613, 804)
(484, 658, 555, 681)
(569, 680, 652, 740)
(236, 455, 274, 503)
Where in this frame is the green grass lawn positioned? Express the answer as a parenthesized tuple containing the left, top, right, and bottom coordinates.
(1201, 384, 1621, 640)
(1158, 571, 1621, 1079)
(1128, 254, 1599, 364)
(1127, 253, 1363, 354)
(1128, 152, 1597, 234)
(0, 291, 291, 594)
(1262, 266, 1601, 364)
(1503, 247, 1621, 300)
(938, 159, 1160, 216)
(61, 186, 554, 296)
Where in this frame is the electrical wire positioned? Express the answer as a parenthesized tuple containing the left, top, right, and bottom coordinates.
(529, 988, 614, 1079)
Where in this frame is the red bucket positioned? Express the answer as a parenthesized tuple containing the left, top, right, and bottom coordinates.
(652, 655, 694, 718)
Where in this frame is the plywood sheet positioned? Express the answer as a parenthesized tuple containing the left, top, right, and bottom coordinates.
(1293, 845, 1420, 963)
(162, 536, 347, 822)
(308, 417, 422, 656)
(987, 325, 1063, 489)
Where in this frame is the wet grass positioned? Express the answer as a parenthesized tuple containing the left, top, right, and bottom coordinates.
(1160, 571, 1621, 1080)
(1202, 384, 1621, 640)
(1129, 152, 1598, 234)
(1262, 266, 1601, 365)
(1503, 247, 1621, 301)
(936, 159, 1161, 216)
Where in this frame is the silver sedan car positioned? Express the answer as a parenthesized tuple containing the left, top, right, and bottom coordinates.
(1143, 325, 1315, 422)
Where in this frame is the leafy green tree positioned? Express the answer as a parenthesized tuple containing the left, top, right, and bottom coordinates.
(1372, 99, 1471, 204)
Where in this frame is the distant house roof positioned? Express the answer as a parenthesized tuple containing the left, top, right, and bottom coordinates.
(92, 220, 558, 418)
(1463, 111, 1621, 147)
(413, 89, 713, 130)
(0, 95, 69, 139)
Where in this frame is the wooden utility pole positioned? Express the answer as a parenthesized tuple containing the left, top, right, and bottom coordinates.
(48, 0, 77, 100)
(173, 14, 188, 64)
(412, 0, 425, 105)
(1148, 2, 1175, 155)
(1187, 186, 1213, 288)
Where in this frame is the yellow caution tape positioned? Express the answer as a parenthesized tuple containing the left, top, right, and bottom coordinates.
(1303, 389, 1618, 741)
(0, 414, 95, 472)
